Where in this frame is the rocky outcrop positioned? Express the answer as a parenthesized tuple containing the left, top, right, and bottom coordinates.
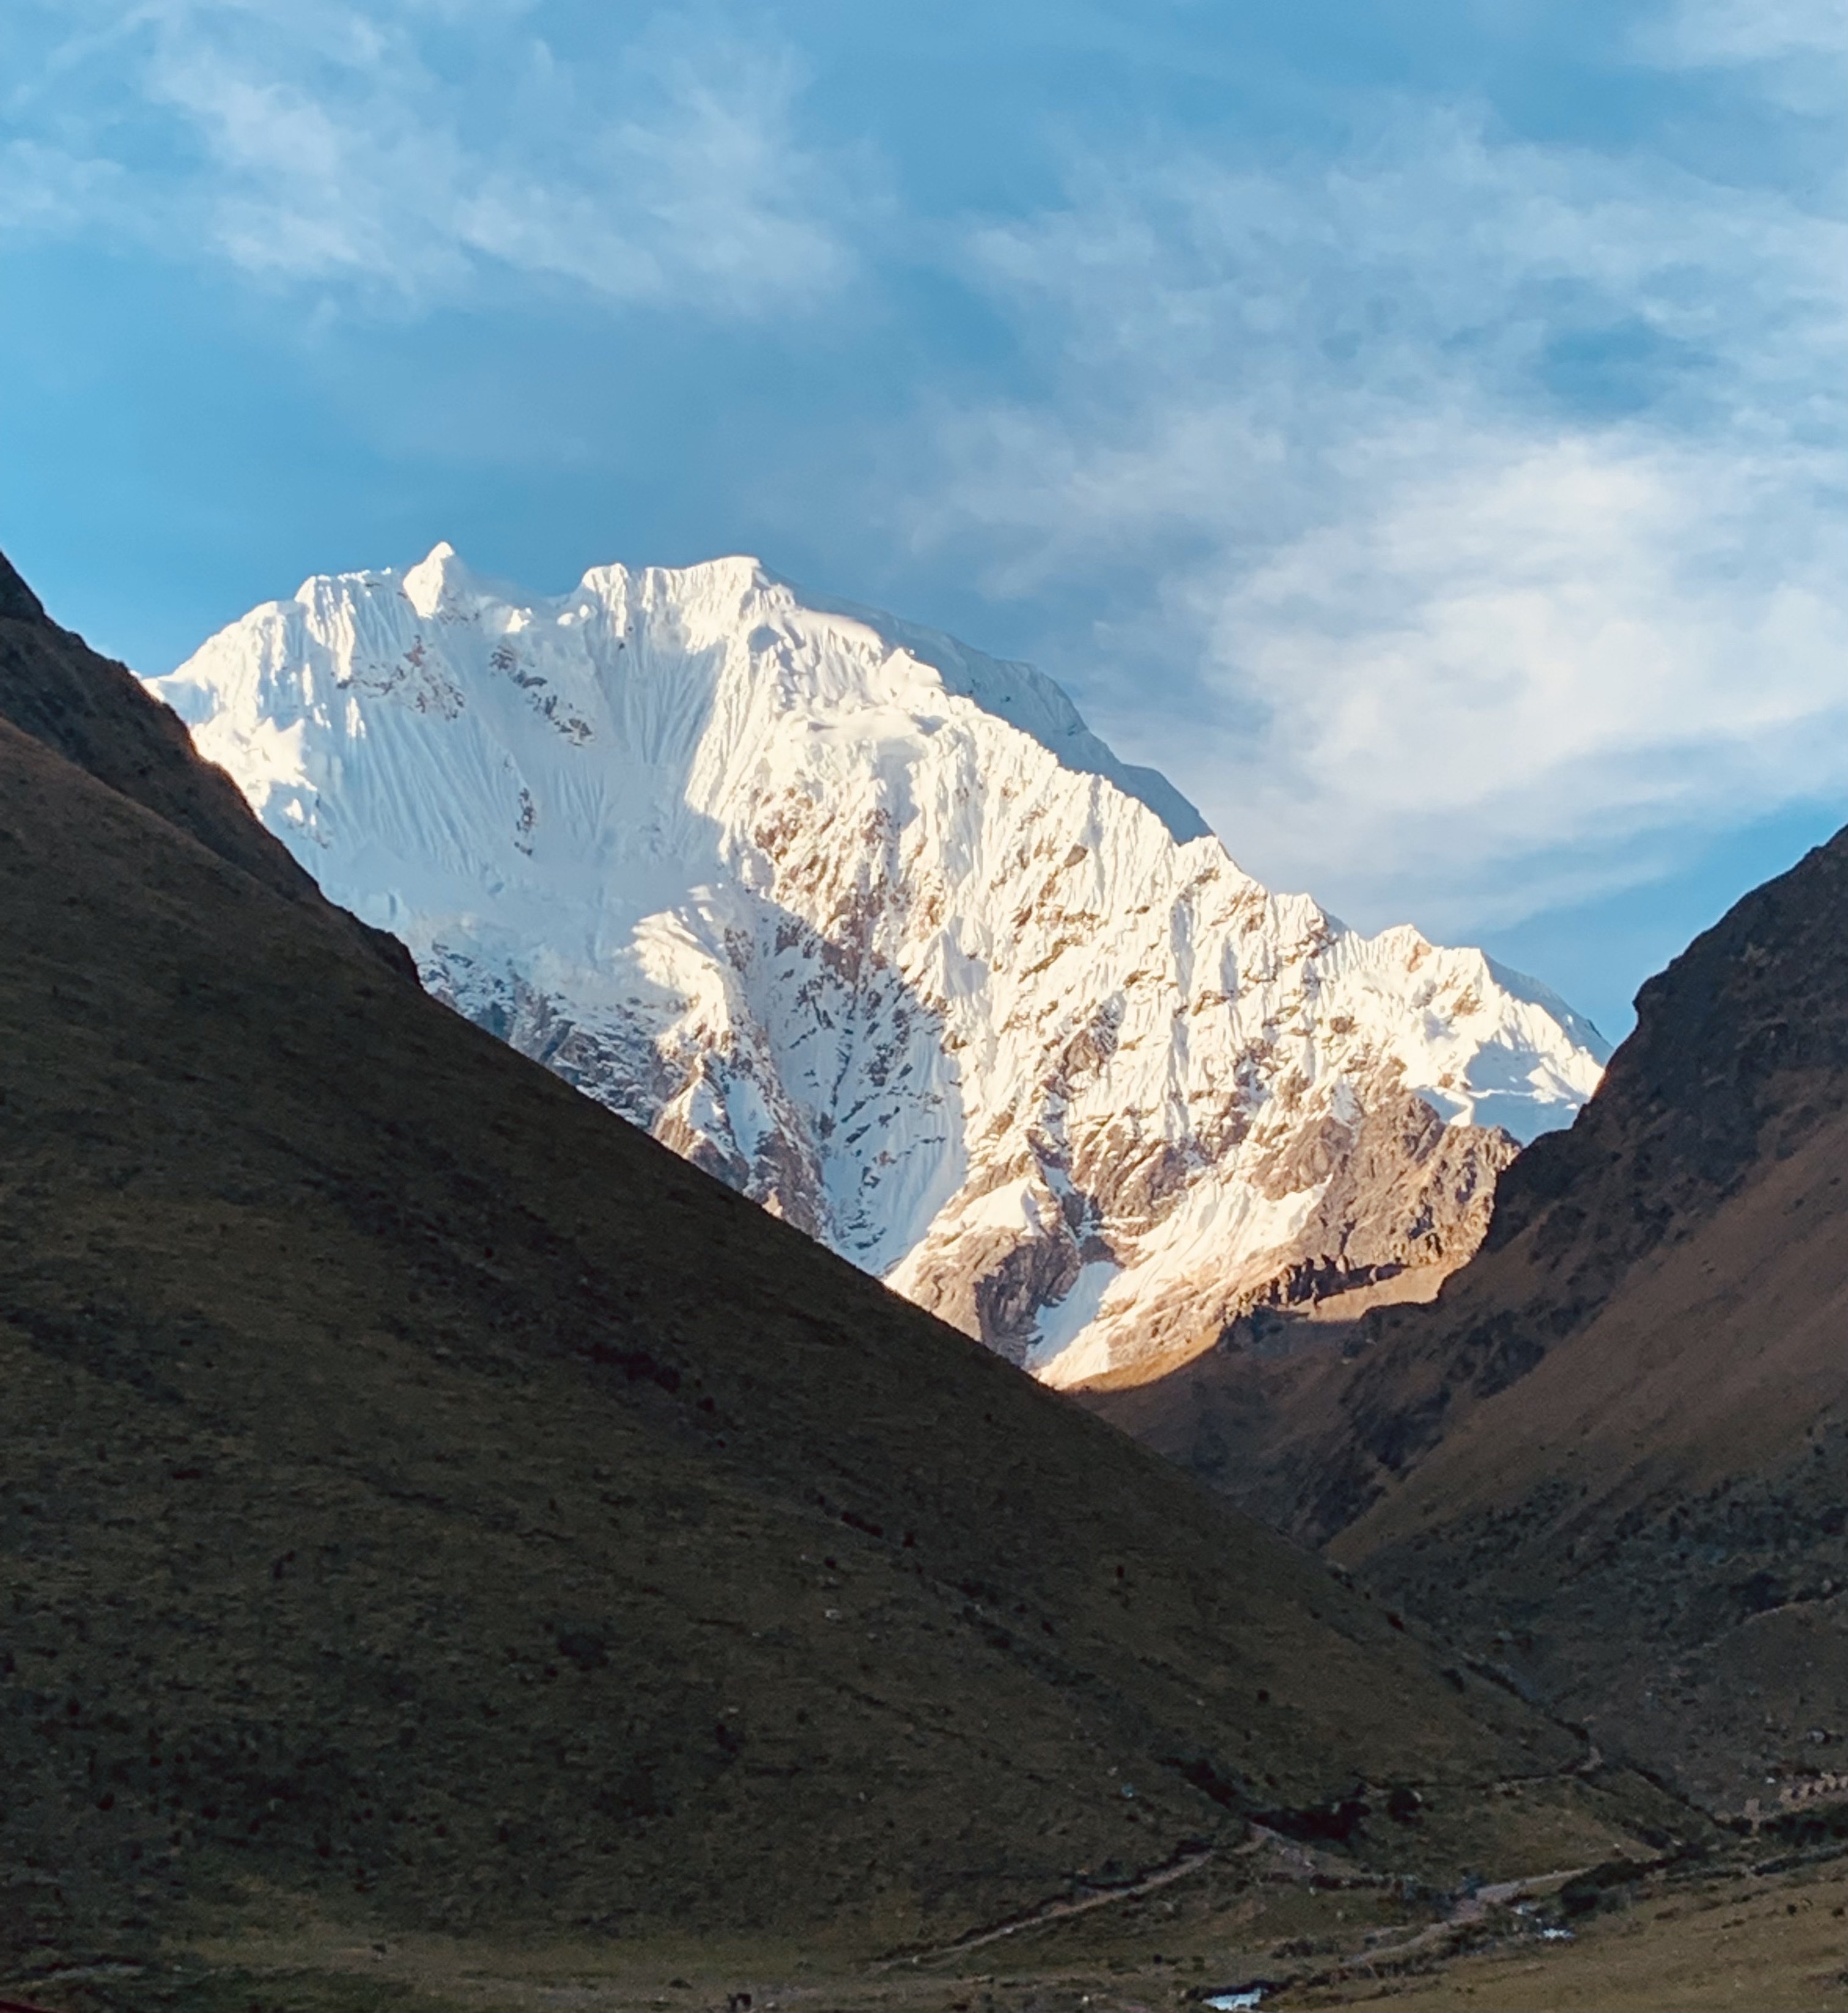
(148, 545, 1606, 1382)
(1240, 822, 1848, 1548)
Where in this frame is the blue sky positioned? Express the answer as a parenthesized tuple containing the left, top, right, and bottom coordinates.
(3, 0, 1844, 1037)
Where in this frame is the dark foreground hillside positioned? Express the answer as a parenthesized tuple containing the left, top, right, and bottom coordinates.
(1096, 821, 1848, 1820)
(0, 554, 1683, 2002)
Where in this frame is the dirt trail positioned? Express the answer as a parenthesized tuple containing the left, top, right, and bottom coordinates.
(878, 1845, 1219, 1968)
(1301, 1864, 1590, 1984)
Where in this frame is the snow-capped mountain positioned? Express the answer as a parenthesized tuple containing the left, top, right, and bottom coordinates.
(149, 545, 1608, 1385)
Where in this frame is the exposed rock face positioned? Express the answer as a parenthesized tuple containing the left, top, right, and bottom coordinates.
(149, 544, 1606, 1382)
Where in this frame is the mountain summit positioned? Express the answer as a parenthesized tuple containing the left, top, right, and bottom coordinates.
(153, 546, 1606, 1382)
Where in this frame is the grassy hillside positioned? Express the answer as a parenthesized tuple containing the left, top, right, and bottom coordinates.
(0, 557, 1684, 2004)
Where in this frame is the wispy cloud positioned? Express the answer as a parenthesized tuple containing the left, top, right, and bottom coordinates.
(3, 1, 857, 315)
(0, 138, 126, 232)
(5, 0, 1844, 961)
(905, 87, 1848, 933)
(1652, 0, 1848, 64)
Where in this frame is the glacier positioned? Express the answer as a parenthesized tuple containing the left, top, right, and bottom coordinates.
(149, 544, 1608, 1386)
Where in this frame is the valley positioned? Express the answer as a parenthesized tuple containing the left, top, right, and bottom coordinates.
(0, 552, 1687, 2007)
(9, 541, 1848, 2010)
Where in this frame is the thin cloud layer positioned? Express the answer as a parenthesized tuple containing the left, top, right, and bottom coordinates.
(909, 94, 1848, 932)
(2, 0, 1844, 965)
(1655, 0, 1848, 63)
(4, 1, 856, 314)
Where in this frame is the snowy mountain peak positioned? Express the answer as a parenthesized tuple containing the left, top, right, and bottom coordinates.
(150, 548, 1608, 1386)
(400, 539, 478, 616)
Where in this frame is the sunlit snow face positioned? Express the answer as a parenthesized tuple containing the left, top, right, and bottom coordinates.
(149, 548, 1606, 1382)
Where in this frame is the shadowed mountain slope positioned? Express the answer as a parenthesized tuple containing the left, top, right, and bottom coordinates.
(1117, 826, 1848, 1815)
(0, 549, 409, 979)
(0, 560, 1674, 1981)
(1321, 825, 1848, 1529)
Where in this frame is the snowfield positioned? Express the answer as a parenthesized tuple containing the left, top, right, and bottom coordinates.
(151, 545, 1607, 1383)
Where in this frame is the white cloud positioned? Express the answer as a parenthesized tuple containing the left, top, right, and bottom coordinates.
(1654, 0, 1848, 64)
(1641, 0, 1848, 117)
(3, 0, 856, 315)
(905, 106, 1848, 935)
(0, 139, 126, 233)
(1189, 427, 1848, 927)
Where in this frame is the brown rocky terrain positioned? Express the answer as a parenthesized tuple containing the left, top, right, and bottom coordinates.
(1092, 823, 1848, 1820)
(0, 551, 1684, 2006)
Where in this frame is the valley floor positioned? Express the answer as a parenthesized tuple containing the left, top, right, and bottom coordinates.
(16, 1825, 1848, 2013)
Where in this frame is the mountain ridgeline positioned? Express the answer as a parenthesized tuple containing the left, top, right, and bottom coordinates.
(150, 545, 1606, 1389)
(0, 551, 1680, 1987)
